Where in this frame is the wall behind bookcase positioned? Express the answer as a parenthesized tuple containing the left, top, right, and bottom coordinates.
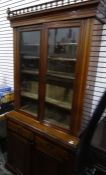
(81, 23, 106, 131)
(0, 0, 106, 130)
(0, 0, 53, 89)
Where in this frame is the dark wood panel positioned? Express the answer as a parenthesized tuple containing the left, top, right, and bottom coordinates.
(32, 145, 74, 175)
(35, 135, 69, 160)
(32, 148, 62, 175)
(7, 131, 32, 175)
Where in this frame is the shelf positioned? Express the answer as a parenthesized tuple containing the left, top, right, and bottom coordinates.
(44, 118, 69, 129)
(22, 55, 76, 61)
(48, 57, 76, 61)
(21, 69, 39, 75)
(21, 69, 74, 80)
(49, 43, 77, 45)
(21, 91, 71, 110)
(21, 91, 38, 100)
(46, 97, 71, 110)
(23, 43, 40, 46)
(47, 70, 75, 80)
(22, 55, 40, 59)
(20, 105, 37, 116)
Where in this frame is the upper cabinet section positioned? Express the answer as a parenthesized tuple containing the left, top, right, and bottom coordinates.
(18, 23, 80, 131)
(7, 0, 106, 135)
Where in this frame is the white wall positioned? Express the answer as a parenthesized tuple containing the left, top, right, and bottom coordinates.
(92, 24, 106, 118)
(93, 25, 106, 108)
(0, 0, 53, 88)
(81, 23, 106, 130)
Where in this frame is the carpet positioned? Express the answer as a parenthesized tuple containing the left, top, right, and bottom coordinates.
(0, 149, 13, 175)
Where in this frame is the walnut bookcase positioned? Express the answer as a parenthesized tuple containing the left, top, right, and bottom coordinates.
(6, 0, 106, 175)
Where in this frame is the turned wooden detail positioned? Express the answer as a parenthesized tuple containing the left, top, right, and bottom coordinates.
(7, 0, 94, 18)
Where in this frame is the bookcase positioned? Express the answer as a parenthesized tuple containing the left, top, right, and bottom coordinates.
(6, 0, 106, 174)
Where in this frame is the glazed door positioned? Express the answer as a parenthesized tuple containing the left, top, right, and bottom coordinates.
(43, 23, 80, 130)
(16, 27, 41, 118)
(20, 29, 40, 116)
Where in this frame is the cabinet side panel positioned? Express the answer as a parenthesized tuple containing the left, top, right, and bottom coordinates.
(71, 19, 94, 135)
(81, 19, 103, 132)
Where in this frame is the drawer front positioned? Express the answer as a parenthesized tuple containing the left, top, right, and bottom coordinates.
(8, 121, 33, 140)
(35, 136, 69, 160)
(8, 121, 21, 133)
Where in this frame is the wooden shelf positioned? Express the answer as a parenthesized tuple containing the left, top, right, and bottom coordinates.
(23, 43, 40, 46)
(44, 118, 69, 129)
(21, 91, 71, 110)
(21, 91, 38, 100)
(22, 55, 40, 59)
(48, 57, 76, 61)
(47, 70, 75, 80)
(22, 56, 76, 61)
(21, 69, 39, 75)
(21, 105, 37, 116)
(49, 43, 77, 45)
(21, 69, 74, 80)
(46, 97, 71, 110)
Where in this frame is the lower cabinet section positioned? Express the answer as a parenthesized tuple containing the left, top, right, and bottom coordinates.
(6, 120, 77, 175)
(7, 131, 32, 175)
(32, 149, 62, 175)
(33, 135, 75, 175)
(32, 149, 74, 175)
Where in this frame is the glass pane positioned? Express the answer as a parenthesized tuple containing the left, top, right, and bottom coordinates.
(45, 27, 79, 129)
(20, 31, 40, 116)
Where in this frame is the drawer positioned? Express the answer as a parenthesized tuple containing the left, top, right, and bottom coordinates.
(8, 121, 21, 133)
(8, 121, 33, 140)
(35, 136, 69, 160)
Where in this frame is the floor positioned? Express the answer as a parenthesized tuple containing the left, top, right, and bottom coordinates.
(0, 147, 13, 175)
(0, 118, 14, 175)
